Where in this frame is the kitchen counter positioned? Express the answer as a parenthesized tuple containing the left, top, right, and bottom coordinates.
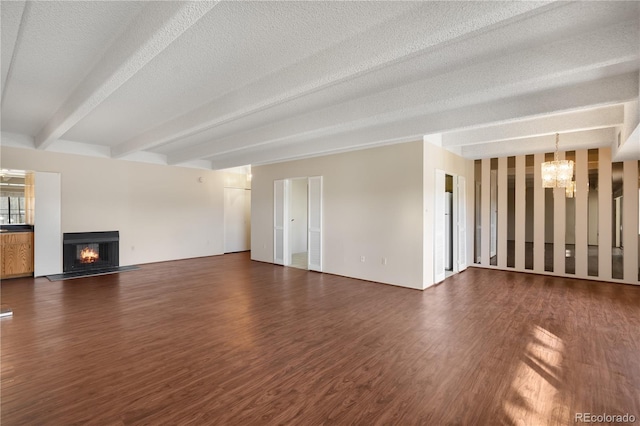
(0, 225, 34, 233)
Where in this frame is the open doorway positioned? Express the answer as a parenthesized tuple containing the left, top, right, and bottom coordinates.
(274, 176, 323, 272)
(288, 178, 308, 269)
(224, 187, 251, 253)
(434, 169, 467, 284)
(445, 174, 454, 275)
(223, 167, 252, 254)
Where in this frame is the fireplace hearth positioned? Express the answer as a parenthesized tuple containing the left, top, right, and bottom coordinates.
(63, 231, 119, 274)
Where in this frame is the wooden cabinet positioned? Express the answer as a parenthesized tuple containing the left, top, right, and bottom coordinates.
(1, 232, 34, 279)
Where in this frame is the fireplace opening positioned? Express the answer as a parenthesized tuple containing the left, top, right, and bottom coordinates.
(79, 244, 100, 263)
(63, 231, 119, 274)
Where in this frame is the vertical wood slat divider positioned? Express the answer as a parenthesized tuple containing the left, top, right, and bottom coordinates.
(553, 151, 566, 274)
(481, 159, 491, 266)
(622, 160, 639, 283)
(598, 148, 612, 280)
(574, 150, 588, 278)
(515, 155, 526, 270)
(533, 153, 545, 273)
(498, 157, 508, 268)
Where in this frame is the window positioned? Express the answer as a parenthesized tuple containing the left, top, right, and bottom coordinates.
(0, 195, 26, 224)
(0, 171, 27, 224)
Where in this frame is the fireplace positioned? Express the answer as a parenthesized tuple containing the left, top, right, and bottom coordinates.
(63, 231, 119, 273)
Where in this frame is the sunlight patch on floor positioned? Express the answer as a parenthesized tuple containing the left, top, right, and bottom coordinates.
(504, 325, 569, 425)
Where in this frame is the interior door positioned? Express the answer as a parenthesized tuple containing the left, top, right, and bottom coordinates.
(307, 176, 322, 272)
(434, 169, 446, 284)
(224, 187, 249, 253)
(457, 175, 467, 271)
(273, 180, 288, 265)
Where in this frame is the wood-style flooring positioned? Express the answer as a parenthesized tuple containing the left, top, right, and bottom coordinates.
(2, 252, 639, 425)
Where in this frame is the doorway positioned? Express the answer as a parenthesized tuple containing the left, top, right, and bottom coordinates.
(274, 176, 323, 272)
(445, 174, 454, 274)
(288, 178, 308, 269)
(224, 187, 251, 253)
(434, 169, 467, 284)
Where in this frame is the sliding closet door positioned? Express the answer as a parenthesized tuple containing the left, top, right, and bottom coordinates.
(307, 176, 323, 272)
(273, 179, 287, 265)
(434, 169, 446, 283)
(457, 175, 467, 271)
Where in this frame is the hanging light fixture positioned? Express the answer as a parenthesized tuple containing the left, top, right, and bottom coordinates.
(541, 133, 574, 188)
(565, 180, 576, 198)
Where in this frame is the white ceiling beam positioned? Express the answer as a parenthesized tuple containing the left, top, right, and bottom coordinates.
(201, 73, 638, 169)
(111, 1, 557, 159)
(460, 128, 615, 159)
(165, 20, 639, 166)
(441, 105, 624, 147)
(1, 1, 28, 106)
(34, 1, 218, 150)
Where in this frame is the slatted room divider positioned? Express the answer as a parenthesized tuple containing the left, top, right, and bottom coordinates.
(473, 148, 639, 285)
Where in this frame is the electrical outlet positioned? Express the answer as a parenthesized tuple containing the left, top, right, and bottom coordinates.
(360, 256, 365, 263)
(382, 257, 387, 265)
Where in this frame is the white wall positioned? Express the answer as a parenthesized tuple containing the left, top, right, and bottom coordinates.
(1, 146, 225, 266)
(422, 141, 475, 288)
(252, 141, 424, 289)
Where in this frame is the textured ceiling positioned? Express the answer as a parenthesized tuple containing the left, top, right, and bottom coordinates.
(1, 1, 638, 169)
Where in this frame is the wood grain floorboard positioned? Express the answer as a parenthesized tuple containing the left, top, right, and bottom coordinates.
(1, 252, 639, 425)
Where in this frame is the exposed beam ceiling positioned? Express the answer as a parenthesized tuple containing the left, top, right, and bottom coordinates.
(441, 105, 624, 148)
(0, 1, 28, 105)
(33, 1, 218, 150)
(1, 1, 638, 169)
(460, 128, 616, 160)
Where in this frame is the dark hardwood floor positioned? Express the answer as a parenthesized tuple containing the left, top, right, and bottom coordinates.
(2, 253, 639, 425)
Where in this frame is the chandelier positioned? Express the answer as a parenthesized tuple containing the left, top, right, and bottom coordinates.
(565, 181, 576, 198)
(541, 133, 574, 188)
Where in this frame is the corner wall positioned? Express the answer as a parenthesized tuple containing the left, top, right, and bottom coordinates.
(251, 142, 424, 289)
(1, 146, 225, 267)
